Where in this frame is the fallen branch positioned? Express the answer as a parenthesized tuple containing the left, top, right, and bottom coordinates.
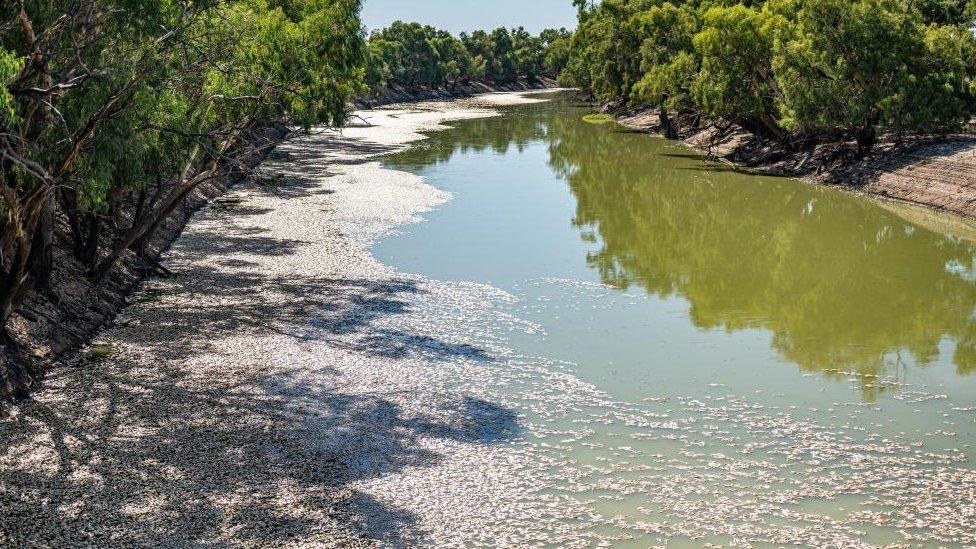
(17, 306, 88, 344)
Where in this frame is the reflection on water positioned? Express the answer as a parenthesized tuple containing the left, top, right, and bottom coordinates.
(374, 93, 976, 546)
(557, 119, 976, 391)
(382, 95, 976, 400)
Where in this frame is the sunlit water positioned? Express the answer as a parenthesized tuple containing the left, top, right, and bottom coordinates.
(373, 93, 976, 546)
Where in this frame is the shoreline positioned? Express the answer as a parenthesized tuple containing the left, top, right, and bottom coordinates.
(8, 85, 972, 404)
(352, 76, 559, 109)
(0, 90, 601, 546)
(0, 81, 559, 406)
(613, 106, 976, 222)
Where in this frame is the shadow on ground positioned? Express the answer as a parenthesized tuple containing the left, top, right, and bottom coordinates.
(0, 174, 514, 546)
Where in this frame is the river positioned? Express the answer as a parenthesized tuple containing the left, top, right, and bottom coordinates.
(372, 92, 976, 546)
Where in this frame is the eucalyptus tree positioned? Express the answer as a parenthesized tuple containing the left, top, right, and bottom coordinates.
(91, 0, 366, 282)
(563, 0, 976, 151)
(368, 23, 557, 93)
(0, 0, 193, 323)
(373, 22, 442, 86)
(773, 0, 973, 151)
(511, 27, 544, 78)
(631, 2, 700, 137)
(0, 0, 366, 327)
(487, 28, 518, 81)
(692, 3, 789, 141)
(539, 28, 573, 77)
(910, 0, 976, 24)
(561, 0, 650, 100)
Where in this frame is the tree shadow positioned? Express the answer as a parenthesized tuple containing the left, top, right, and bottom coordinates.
(122, 255, 489, 365)
(658, 152, 704, 160)
(238, 132, 405, 205)
(1, 219, 510, 546)
(609, 127, 651, 136)
(825, 136, 976, 187)
(250, 174, 341, 201)
(179, 233, 309, 258)
(0, 354, 517, 546)
(283, 133, 402, 167)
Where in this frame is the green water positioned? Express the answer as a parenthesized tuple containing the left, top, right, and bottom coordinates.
(374, 93, 976, 546)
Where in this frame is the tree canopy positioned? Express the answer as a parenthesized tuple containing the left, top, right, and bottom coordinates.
(0, 0, 366, 333)
(365, 22, 570, 91)
(561, 0, 976, 148)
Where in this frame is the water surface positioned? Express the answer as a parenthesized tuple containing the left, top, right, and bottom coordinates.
(374, 93, 976, 546)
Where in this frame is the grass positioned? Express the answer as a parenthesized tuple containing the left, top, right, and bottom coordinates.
(86, 344, 115, 363)
(582, 113, 615, 124)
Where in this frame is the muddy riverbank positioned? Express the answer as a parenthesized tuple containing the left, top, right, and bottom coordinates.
(614, 107, 976, 220)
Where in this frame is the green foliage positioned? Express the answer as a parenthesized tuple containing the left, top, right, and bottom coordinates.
(631, 3, 700, 112)
(911, 0, 976, 24)
(0, 0, 366, 304)
(692, 3, 787, 137)
(3, 0, 365, 209)
(365, 22, 564, 93)
(560, 0, 649, 100)
(774, 0, 972, 146)
(0, 48, 21, 126)
(564, 0, 976, 149)
(540, 28, 574, 76)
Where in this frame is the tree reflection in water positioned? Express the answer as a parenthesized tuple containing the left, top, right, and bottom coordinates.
(382, 94, 976, 399)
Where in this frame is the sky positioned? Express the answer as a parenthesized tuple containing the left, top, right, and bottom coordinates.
(361, 0, 579, 35)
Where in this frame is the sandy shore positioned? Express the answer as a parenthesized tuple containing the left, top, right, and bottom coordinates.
(0, 90, 603, 547)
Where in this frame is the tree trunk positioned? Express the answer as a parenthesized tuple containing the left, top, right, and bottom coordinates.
(26, 193, 54, 289)
(91, 163, 221, 284)
(659, 104, 678, 139)
(81, 214, 102, 269)
(760, 114, 790, 145)
(61, 188, 86, 261)
(0, 237, 28, 326)
(91, 179, 191, 283)
(0, 187, 47, 327)
(90, 113, 258, 283)
(856, 124, 877, 156)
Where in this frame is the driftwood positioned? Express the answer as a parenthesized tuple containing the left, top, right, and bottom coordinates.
(139, 255, 173, 277)
(17, 306, 87, 344)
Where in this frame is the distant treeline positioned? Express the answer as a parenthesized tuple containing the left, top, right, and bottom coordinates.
(365, 22, 572, 91)
(559, 0, 976, 151)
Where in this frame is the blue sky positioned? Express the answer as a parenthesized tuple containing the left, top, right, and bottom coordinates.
(361, 0, 578, 35)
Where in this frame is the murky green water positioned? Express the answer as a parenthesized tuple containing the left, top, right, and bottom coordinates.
(374, 93, 976, 546)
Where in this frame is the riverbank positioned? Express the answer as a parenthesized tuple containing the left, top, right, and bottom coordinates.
(353, 76, 559, 109)
(0, 90, 603, 546)
(0, 83, 559, 404)
(0, 126, 288, 403)
(614, 107, 976, 220)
